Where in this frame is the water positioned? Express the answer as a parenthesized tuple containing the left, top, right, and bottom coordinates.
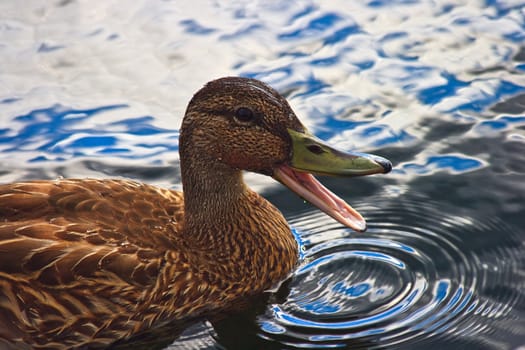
(1, 0, 524, 349)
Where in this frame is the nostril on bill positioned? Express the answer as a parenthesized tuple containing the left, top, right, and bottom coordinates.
(306, 144, 325, 155)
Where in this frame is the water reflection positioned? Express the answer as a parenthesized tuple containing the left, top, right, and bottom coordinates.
(251, 196, 524, 349)
(0, 0, 524, 349)
(0, 104, 179, 183)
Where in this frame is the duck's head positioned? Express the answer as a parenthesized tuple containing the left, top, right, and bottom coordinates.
(180, 77, 391, 232)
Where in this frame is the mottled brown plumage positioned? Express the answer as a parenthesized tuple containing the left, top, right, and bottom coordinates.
(0, 77, 391, 349)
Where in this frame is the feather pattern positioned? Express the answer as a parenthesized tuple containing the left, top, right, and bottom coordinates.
(0, 179, 181, 347)
(0, 176, 297, 349)
(0, 77, 390, 349)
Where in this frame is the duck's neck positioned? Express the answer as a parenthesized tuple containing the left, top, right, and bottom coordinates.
(180, 153, 247, 246)
(178, 144, 298, 286)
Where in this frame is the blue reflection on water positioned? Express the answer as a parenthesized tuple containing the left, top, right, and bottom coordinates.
(1, 104, 177, 162)
(452, 80, 525, 113)
(179, 19, 216, 35)
(69, 136, 116, 148)
(475, 115, 525, 135)
(307, 238, 417, 256)
(352, 251, 406, 269)
(259, 321, 286, 335)
(323, 25, 361, 45)
(297, 254, 332, 274)
(279, 13, 344, 40)
(368, 128, 415, 148)
(220, 24, 263, 41)
(426, 155, 483, 172)
(291, 227, 307, 260)
(37, 43, 65, 53)
(332, 281, 371, 297)
(273, 287, 419, 330)
(368, 0, 420, 7)
(417, 72, 469, 105)
(111, 116, 170, 136)
(398, 154, 485, 175)
(299, 299, 340, 314)
(2, 104, 124, 151)
(422, 287, 468, 333)
(298, 250, 405, 275)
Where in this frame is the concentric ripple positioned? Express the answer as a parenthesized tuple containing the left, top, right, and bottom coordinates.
(256, 195, 524, 349)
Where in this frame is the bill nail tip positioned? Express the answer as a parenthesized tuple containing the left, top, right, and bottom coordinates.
(353, 222, 367, 232)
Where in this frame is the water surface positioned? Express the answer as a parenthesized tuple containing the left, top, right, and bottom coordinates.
(0, 1, 524, 349)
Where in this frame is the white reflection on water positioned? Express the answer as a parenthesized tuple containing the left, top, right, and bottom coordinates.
(1, 0, 523, 182)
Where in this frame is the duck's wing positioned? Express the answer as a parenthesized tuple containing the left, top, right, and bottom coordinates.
(0, 179, 185, 347)
(0, 178, 184, 246)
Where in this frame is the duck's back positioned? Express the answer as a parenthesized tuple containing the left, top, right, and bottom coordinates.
(0, 179, 185, 348)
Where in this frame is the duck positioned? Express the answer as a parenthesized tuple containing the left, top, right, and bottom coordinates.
(0, 77, 391, 349)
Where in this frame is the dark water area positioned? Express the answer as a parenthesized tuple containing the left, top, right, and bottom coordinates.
(1, 1, 524, 349)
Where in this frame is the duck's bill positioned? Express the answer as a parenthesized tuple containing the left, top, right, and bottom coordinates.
(285, 129, 392, 176)
(272, 129, 392, 232)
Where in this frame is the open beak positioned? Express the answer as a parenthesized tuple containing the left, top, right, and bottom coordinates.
(273, 129, 392, 232)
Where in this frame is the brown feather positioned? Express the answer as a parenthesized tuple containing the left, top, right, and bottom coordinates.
(0, 77, 306, 349)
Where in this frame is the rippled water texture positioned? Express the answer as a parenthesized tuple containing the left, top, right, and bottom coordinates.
(1, 0, 524, 349)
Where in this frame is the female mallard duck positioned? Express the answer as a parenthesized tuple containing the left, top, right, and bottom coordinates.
(0, 77, 391, 349)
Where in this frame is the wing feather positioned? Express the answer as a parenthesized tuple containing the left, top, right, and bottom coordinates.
(0, 179, 186, 347)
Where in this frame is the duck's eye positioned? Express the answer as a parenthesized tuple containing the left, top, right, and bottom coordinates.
(234, 107, 255, 123)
